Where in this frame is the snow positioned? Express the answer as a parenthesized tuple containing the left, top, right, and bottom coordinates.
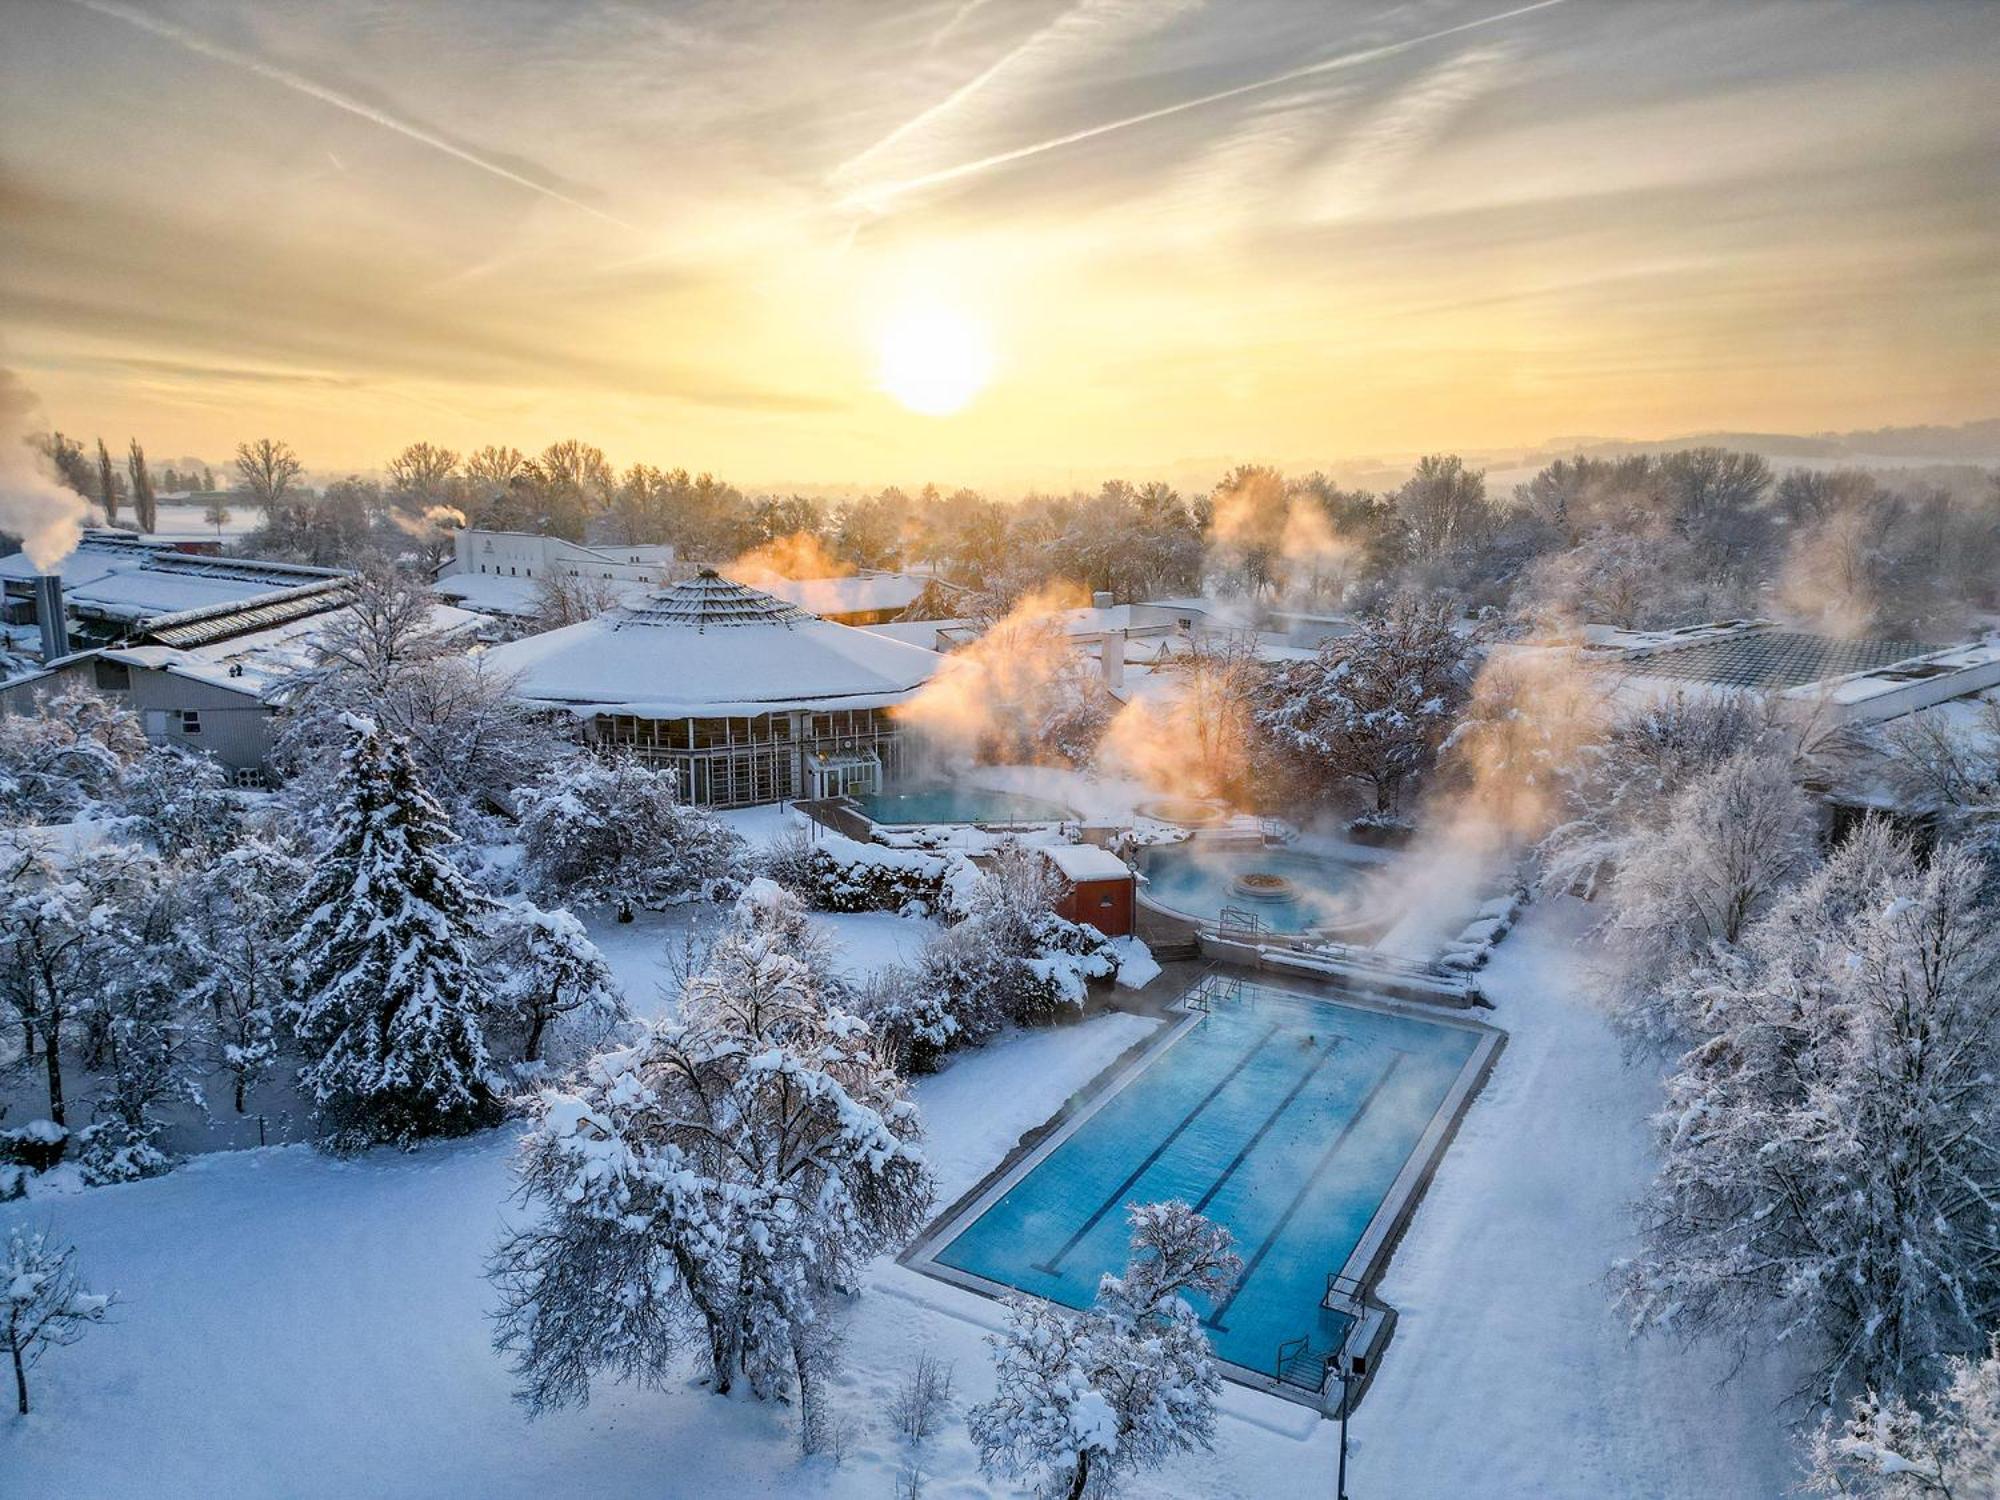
(1, 889, 1798, 1497)
(1352, 896, 1798, 1497)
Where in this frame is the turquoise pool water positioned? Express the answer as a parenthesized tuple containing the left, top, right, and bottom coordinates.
(1139, 844, 1378, 934)
(930, 982, 1484, 1378)
(855, 786, 1073, 825)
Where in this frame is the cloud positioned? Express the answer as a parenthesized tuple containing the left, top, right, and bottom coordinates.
(61, 0, 638, 231)
(834, 0, 1569, 210)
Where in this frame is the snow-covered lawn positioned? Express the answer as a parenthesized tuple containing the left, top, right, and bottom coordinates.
(3, 897, 1800, 1498)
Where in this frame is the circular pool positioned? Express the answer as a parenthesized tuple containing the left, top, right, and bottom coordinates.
(1134, 797, 1230, 828)
(1137, 844, 1384, 936)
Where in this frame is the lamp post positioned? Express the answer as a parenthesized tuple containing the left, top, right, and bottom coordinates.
(1333, 1343, 1365, 1500)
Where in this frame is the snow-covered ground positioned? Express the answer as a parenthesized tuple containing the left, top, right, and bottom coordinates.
(2, 896, 1798, 1497)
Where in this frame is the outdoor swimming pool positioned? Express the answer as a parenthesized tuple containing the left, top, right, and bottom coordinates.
(911, 979, 1498, 1388)
(1138, 843, 1383, 935)
(855, 786, 1074, 826)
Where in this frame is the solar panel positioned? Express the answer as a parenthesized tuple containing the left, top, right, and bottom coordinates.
(1626, 630, 1931, 689)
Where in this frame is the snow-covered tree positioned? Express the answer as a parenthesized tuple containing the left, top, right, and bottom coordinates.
(1256, 594, 1475, 818)
(1881, 700, 2000, 896)
(282, 716, 500, 1151)
(1538, 689, 1772, 899)
(968, 1202, 1238, 1500)
(1605, 747, 1819, 1040)
(516, 752, 746, 914)
(1620, 833, 2000, 1405)
(484, 902, 630, 1066)
(0, 684, 148, 822)
(181, 836, 306, 1113)
(110, 743, 242, 859)
(4, 1226, 114, 1415)
(1805, 1334, 2000, 1496)
(272, 561, 552, 824)
(491, 882, 931, 1447)
(0, 834, 157, 1127)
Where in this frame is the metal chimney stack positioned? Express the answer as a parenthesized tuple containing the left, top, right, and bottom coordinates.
(33, 574, 69, 661)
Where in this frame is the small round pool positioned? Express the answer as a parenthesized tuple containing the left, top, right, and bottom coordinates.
(1137, 844, 1382, 935)
(854, 786, 1074, 826)
(1134, 797, 1230, 828)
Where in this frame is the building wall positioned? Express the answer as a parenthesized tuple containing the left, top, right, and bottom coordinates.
(451, 529, 673, 583)
(1056, 876, 1135, 937)
(125, 670, 273, 775)
(590, 705, 908, 808)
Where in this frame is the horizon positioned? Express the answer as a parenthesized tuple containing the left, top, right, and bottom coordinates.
(4, 0, 1996, 488)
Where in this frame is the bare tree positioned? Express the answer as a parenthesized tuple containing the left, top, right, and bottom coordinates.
(126, 437, 156, 532)
(233, 438, 303, 514)
(93, 437, 120, 526)
(1395, 453, 1490, 561)
(386, 442, 460, 512)
(202, 497, 231, 538)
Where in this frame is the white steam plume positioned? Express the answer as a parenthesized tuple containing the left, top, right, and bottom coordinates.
(0, 370, 90, 572)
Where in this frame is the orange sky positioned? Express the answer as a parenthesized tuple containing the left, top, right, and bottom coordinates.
(3, 0, 1995, 489)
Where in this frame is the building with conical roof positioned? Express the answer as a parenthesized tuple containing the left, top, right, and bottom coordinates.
(480, 569, 943, 807)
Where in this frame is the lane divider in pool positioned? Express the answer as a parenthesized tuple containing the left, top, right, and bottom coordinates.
(1206, 1049, 1410, 1334)
(1032, 1021, 1284, 1277)
(1192, 1038, 1343, 1219)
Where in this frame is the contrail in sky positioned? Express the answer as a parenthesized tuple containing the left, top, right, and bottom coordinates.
(838, 0, 1572, 211)
(64, 0, 638, 231)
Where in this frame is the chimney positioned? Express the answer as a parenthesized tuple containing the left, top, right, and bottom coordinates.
(33, 575, 69, 661)
(1098, 634, 1126, 695)
(1092, 591, 1114, 610)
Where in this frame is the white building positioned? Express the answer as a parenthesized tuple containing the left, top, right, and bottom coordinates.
(435, 529, 677, 619)
(481, 570, 943, 807)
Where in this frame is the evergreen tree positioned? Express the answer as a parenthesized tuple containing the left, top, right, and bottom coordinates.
(282, 715, 500, 1151)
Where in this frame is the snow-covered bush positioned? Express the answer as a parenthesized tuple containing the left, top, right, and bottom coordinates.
(1805, 1335, 2000, 1496)
(760, 826, 963, 917)
(0, 683, 149, 822)
(517, 753, 746, 913)
(282, 716, 502, 1152)
(1619, 828, 2000, 1407)
(3, 1225, 115, 1415)
(483, 901, 630, 1067)
(491, 884, 932, 1449)
(968, 1201, 1238, 1500)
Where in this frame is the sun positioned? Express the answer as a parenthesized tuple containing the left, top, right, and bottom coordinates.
(876, 301, 993, 416)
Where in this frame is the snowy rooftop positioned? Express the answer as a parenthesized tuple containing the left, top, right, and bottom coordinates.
(3, 532, 351, 627)
(480, 570, 943, 717)
(1040, 844, 1133, 883)
(1617, 627, 1936, 690)
(433, 571, 655, 619)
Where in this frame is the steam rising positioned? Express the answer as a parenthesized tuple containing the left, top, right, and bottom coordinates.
(724, 531, 863, 616)
(0, 370, 89, 572)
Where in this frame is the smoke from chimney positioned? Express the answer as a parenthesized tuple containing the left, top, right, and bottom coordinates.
(1, 369, 90, 572)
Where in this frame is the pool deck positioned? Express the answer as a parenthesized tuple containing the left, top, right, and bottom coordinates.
(900, 965, 1506, 1415)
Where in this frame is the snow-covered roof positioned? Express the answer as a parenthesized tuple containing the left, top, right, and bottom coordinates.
(1040, 844, 1133, 883)
(99, 601, 484, 702)
(480, 570, 943, 718)
(433, 571, 656, 619)
(4, 532, 351, 627)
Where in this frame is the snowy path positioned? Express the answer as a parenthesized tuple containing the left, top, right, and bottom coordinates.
(1354, 897, 1800, 1498)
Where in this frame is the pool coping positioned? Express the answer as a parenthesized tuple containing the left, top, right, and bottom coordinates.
(899, 971, 1506, 1414)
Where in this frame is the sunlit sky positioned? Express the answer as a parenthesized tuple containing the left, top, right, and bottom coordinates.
(3, 0, 1995, 488)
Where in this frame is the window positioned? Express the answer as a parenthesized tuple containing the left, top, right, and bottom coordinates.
(175, 709, 202, 735)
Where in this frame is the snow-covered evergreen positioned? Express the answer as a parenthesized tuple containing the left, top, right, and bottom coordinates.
(282, 715, 501, 1151)
(1620, 828, 2000, 1406)
(968, 1201, 1238, 1500)
(491, 881, 932, 1447)
(0, 684, 149, 823)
